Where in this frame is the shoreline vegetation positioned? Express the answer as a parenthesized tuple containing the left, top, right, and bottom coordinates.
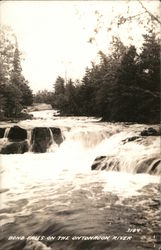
(33, 31, 160, 125)
(0, 27, 33, 122)
(0, 27, 160, 124)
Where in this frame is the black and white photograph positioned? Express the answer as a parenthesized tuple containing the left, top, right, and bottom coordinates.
(0, 1, 160, 249)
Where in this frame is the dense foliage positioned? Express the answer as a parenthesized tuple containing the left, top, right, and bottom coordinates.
(33, 90, 53, 104)
(51, 31, 160, 124)
(0, 26, 33, 120)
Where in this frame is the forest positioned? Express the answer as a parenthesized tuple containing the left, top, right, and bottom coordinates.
(35, 30, 160, 124)
(34, 2, 160, 124)
(0, 1, 160, 124)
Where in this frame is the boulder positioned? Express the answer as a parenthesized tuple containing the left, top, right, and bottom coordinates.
(50, 127, 63, 145)
(137, 157, 161, 175)
(31, 127, 52, 153)
(91, 155, 119, 171)
(1, 141, 28, 154)
(91, 156, 107, 170)
(136, 157, 156, 174)
(122, 136, 140, 144)
(0, 128, 5, 138)
(149, 159, 161, 175)
(140, 127, 159, 136)
(8, 126, 27, 141)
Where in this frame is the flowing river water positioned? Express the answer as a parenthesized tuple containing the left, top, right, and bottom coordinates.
(0, 110, 160, 250)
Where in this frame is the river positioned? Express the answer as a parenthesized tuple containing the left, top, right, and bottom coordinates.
(0, 110, 160, 250)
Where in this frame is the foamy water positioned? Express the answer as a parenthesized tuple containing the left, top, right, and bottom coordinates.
(0, 110, 160, 250)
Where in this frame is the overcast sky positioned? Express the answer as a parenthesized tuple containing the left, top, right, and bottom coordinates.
(0, 1, 159, 93)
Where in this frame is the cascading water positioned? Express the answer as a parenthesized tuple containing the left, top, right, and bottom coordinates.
(47, 128, 59, 152)
(0, 110, 160, 250)
(27, 130, 32, 152)
(0, 126, 62, 154)
(0, 128, 10, 150)
(4, 127, 10, 138)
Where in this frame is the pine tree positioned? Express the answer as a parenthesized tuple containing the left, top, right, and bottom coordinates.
(135, 31, 160, 123)
(0, 26, 33, 119)
(11, 40, 33, 107)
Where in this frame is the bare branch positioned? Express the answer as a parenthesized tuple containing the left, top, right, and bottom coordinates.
(118, 11, 147, 25)
(125, 11, 147, 21)
(138, 0, 161, 24)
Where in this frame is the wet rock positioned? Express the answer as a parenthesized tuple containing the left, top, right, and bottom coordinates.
(136, 157, 161, 175)
(91, 156, 119, 171)
(149, 159, 161, 175)
(1, 141, 28, 154)
(8, 126, 27, 141)
(136, 157, 156, 174)
(91, 156, 106, 170)
(0, 128, 5, 138)
(122, 136, 140, 144)
(31, 127, 52, 153)
(50, 127, 63, 145)
(140, 127, 160, 136)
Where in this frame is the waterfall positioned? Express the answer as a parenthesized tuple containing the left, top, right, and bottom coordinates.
(90, 132, 161, 176)
(4, 127, 10, 138)
(47, 128, 58, 152)
(0, 119, 160, 176)
(27, 130, 32, 152)
(27, 127, 63, 153)
(67, 129, 110, 148)
(0, 128, 10, 149)
(0, 112, 160, 250)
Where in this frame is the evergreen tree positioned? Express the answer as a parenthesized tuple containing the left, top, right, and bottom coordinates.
(34, 90, 53, 104)
(3, 84, 22, 117)
(63, 79, 78, 114)
(0, 26, 33, 119)
(11, 41, 33, 106)
(109, 45, 138, 122)
(54, 76, 65, 95)
(52, 76, 66, 110)
(135, 31, 160, 123)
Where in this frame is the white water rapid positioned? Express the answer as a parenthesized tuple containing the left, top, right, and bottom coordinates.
(0, 110, 160, 250)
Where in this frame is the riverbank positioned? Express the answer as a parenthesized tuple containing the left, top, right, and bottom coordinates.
(0, 103, 54, 123)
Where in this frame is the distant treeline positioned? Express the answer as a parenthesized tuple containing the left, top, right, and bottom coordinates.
(0, 27, 33, 120)
(34, 31, 160, 124)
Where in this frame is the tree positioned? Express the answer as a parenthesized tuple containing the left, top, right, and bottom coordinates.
(34, 90, 53, 104)
(63, 79, 78, 114)
(51, 30, 160, 124)
(51, 76, 66, 110)
(109, 45, 138, 121)
(20, 80, 33, 106)
(0, 26, 16, 118)
(138, 31, 160, 91)
(0, 25, 33, 119)
(0, 26, 15, 80)
(2, 84, 22, 117)
(50, 1, 160, 123)
(135, 31, 160, 123)
(88, 0, 160, 46)
(11, 42, 33, 106)
(95, 38, 127, 120)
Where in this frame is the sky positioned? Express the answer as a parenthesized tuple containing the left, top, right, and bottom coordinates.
(0, 1, 160, 93)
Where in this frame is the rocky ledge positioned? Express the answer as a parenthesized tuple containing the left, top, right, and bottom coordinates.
(0, 125, 64, 154)
(91, 126, 161, 175)
(91, 155, 161, 175)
